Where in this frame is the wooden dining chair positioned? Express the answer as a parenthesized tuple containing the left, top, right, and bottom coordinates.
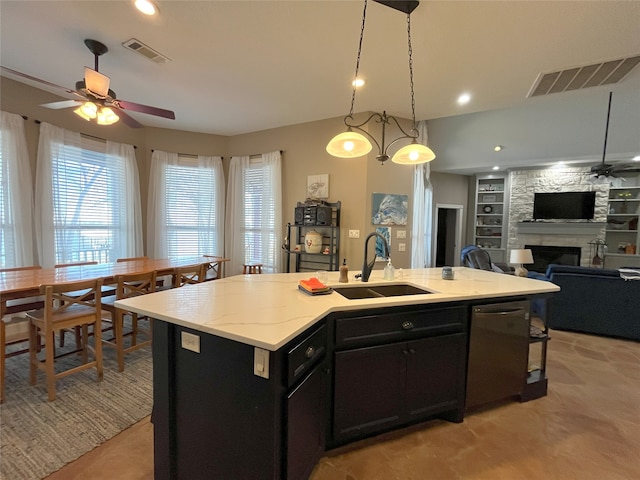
(202, 255, 227, 281)
(26, 278, 104, 402)
(54, 261, 99, 348)
(172, 263, 207, 288)
(1, 266, 43, 403)
(101, 270, 156, 372)
(116, 256, 149, 263)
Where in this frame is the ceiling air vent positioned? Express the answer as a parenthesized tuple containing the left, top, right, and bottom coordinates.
(527, 54, 640, 97)
(122, 38, 171, 64)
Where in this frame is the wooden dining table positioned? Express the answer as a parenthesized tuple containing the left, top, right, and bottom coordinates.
(0, 256, 230, 316)
(0, 255, 229, 403)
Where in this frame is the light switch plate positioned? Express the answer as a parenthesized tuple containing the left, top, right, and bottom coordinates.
(398, 243, 406, 252)
(254, 347, 270, 379)
(397, 230, 406, 239)
(181, 331, 200, 353)
(348, 229, 360, 238)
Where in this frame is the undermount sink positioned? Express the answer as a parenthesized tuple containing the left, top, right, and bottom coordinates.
(333, 283, 432, 300)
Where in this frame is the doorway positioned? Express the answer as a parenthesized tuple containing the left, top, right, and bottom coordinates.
(433, 204, 463, 267)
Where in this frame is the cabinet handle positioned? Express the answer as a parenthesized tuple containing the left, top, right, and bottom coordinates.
(402, 321, 414, 330)
(304, 346, 315, 358)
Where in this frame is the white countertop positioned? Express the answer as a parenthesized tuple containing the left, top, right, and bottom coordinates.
(115, 267, 559, 351)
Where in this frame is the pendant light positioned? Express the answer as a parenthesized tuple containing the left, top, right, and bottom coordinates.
(326, 0, 435, 165)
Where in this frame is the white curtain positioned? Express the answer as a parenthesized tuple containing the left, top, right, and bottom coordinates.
(0, 111, 34, 267)
(225, 156, 249, 275)
(35, 122, 142, 267)
(147, 150, 225, 258)
(225, 151, 282, 275)
(106, 140, 143, 259)
(411, 121, 434, 268)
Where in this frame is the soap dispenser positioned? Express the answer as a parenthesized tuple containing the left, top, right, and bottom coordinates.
(383, 257, 395, 280)
(339, 259, 349, 283)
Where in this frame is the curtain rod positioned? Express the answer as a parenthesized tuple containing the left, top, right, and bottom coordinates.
(247, 150, 284, 158)
(30, 119, 137, 149)
(151, 149, 223, 159)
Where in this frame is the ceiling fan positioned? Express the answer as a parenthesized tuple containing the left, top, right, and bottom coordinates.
(590, 91, 640, 182)
(1, 39, 175, 128)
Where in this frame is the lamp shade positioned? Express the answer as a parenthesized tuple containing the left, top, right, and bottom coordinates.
(391, 142, 436, 165)
(96, 107, 119, 125)
(510, 249, 534, 265)
(326, 130, 372, 158)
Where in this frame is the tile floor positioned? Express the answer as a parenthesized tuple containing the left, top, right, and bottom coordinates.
(45, 329, 640, 480)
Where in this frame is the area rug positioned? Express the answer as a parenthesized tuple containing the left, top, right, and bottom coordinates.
(0, 342, 153, 480)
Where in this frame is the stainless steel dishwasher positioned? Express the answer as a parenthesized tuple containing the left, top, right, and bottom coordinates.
(466, 300, 530, 409)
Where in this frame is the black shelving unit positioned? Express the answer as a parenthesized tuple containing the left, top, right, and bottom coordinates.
(521, 295, 551, 402)
(285, 201, 340, 272)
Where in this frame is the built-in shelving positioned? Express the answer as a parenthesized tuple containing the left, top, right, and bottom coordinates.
(604, 180, 640, 268)
(474, 175, 509, 263)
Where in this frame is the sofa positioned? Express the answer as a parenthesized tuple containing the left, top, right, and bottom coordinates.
(529, 264, 640, 341)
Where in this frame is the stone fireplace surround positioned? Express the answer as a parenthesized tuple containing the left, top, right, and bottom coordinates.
(507, 167, 608, 268)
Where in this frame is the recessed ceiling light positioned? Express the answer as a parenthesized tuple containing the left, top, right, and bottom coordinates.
(457, 93, 471, 105)
(633, 155, 640, 162)
(492, 166, 499, 171)
(494, 145, 503, 152)
(352, 78, 365, 88)
(134, 0, 158, 16)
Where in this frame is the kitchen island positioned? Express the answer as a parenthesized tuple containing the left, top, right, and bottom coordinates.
(116, 267, 558, 480)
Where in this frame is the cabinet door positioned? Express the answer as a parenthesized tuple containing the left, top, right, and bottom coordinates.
(405, 333, 465, 420)
(287, 364, 326, 480)
(333, 342, 405, 442)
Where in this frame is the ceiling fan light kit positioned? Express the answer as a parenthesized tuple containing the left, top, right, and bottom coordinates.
(326, 0, 435, 165)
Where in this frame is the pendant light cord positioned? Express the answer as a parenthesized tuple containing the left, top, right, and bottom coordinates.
(349, 0, 368, 117)
(406, 13, 417, 131)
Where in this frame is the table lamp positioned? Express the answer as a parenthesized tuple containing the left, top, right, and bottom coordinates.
(510, 249, 534, 277)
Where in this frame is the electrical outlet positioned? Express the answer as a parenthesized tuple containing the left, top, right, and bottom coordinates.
(181, 331, 200, 353)
(398, 243, 406, 252)
(348, 229, 360, 239)
(397, 230, 406, 239)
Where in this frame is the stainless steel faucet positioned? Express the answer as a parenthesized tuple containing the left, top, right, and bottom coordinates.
(359, 232, 390, 282)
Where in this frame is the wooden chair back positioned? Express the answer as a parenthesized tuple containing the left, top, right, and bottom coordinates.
(116, 256, 149, 263)
(172, 264, 206, 288)
(54, 261, 98, 268)
(114, 270, 157, 299)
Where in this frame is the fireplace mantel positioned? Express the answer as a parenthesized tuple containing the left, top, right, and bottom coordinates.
(517, 222, 606, 235)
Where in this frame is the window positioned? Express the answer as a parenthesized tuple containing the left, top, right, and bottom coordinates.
(225, 152, 282, 275)
(36, 123, 142, 267)
(147, 151, 224, 258)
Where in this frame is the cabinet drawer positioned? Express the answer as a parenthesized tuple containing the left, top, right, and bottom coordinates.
(287, 325, 327, 387)
(335, 306, 465, 349)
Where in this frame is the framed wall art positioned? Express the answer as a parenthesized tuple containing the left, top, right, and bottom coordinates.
(307, 174, 329, 199)
(371, 193, 408, 225)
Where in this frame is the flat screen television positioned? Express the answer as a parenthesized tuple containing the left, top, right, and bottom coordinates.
(533, 191, 596, 220)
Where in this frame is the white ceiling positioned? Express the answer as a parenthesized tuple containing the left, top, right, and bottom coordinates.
(1, 1, 640, 168)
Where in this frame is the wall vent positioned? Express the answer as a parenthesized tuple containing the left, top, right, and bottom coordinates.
(122, 38, 171, 64)
(527, 55, 640, 97)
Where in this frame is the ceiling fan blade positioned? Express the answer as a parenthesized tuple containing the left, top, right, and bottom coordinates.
(1, 65, 84, 99)
(84, 67, 110, 97)
(114, 108, 144, 128)
(113, 99, 176, 120)
(41, 100, 83, 110)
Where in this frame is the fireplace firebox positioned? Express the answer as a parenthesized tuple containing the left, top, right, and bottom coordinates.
(525, 245, 581, 273)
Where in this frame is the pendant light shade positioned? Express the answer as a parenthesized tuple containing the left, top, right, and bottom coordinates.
(392, 141, 436, 165)
(326, 129, 373, 158)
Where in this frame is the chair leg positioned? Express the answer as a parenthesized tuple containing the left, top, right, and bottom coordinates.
(0, 322, 5, 403)
(115, 311, 125, 373)
(93, 318, 103, 382)
(45, 331, 56, 402)
(80, 324, 89, 363)
(131, 313, 138, 347)
(29, 322, 38, 386)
